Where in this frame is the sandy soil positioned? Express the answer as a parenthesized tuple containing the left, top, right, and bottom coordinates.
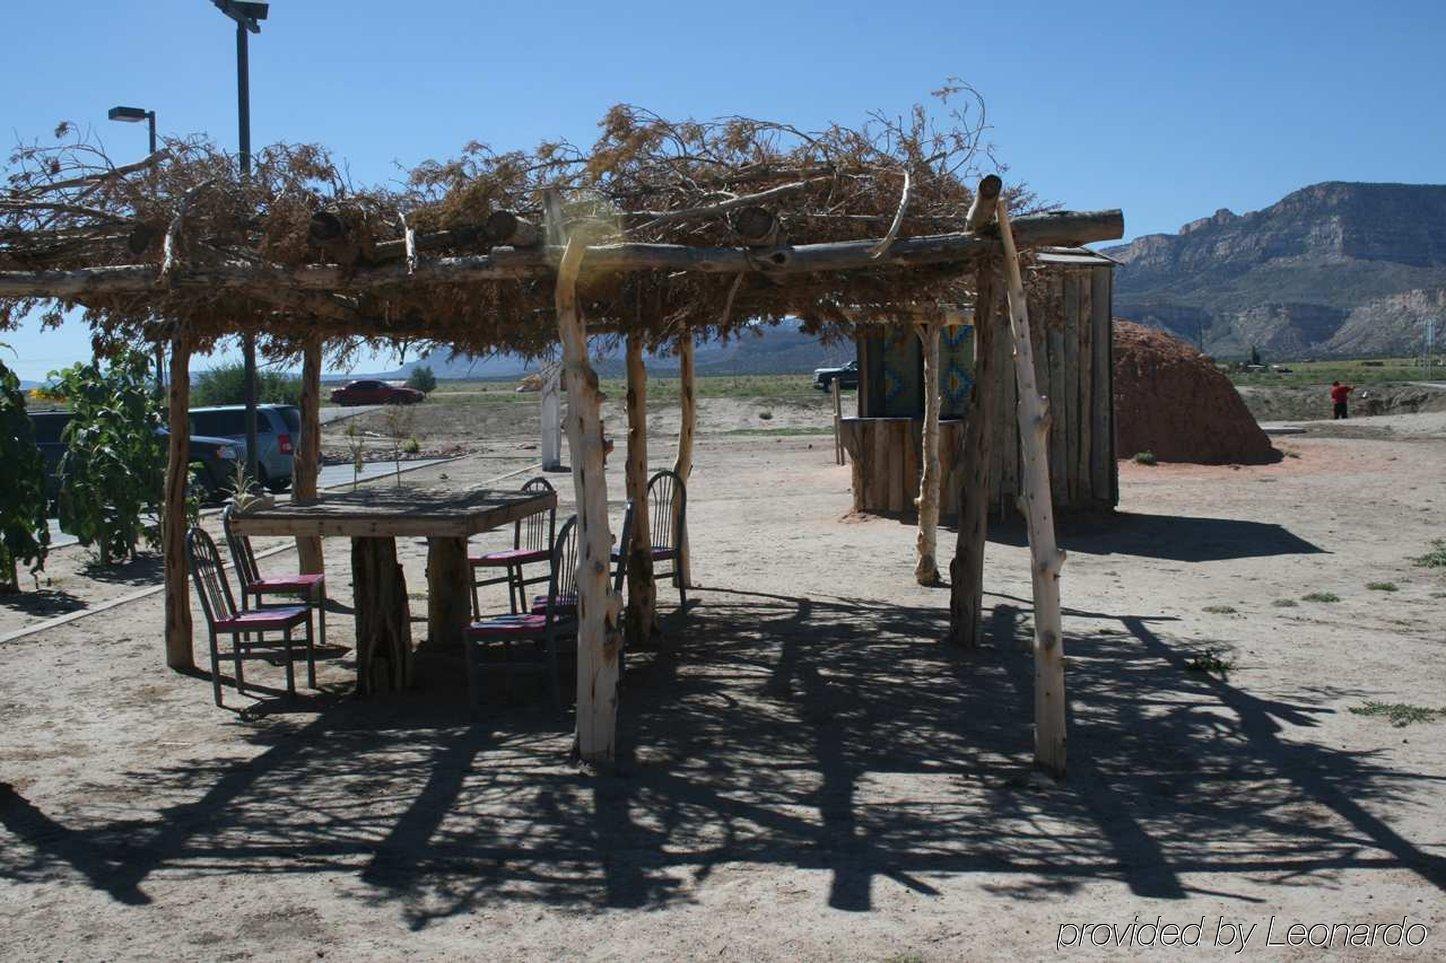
(1, 399, 1444, 960)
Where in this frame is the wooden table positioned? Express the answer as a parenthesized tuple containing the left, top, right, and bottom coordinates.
(230, 486, 556, 694)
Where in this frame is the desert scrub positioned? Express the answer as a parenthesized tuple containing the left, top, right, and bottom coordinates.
(1186, 648, 1235, 677)
(1271, 598, 1298, 608)
(1302, 591, 1340, 603)
(1348, 702, 1446, 727)
(1132, 451, 1157, 466)
(1415, 539, 1446, 568)
(1202, 604, 1238, 614)
(1366, 581, 1398, 592)
(758, 410, 773, 420)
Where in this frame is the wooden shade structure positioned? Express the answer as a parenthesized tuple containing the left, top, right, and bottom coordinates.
(0, 102, 1123, 776)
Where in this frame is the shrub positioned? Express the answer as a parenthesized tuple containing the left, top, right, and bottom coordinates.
(406, 365, 438, 394)
(1202, 604, 1237, 614)
(1132, 451, 1157, 466)
(193, 363, 301, 407)
(0, 357, 49, 591)
(1366, 581, 1398, 592)
(1415, 539, 1446, 568)
(1302, 591, 1340, 603)
(51, 350, 164, 564)
(1271, 598, 1298, 608)
(758, 409, 774, 420)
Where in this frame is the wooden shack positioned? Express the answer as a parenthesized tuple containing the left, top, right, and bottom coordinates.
(840, 247, 1118, 516)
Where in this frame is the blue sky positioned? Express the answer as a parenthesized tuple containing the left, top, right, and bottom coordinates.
(2, 0, 1443, 379)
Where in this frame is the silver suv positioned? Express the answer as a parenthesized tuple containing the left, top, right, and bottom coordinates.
(187, 404, 302, 492)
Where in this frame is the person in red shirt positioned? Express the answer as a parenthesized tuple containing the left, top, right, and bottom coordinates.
(1330, 381, 1354, 419)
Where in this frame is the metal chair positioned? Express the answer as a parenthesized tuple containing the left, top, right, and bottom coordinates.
(465, 514, 579, 712)
(469, 476, 556, 617)
(186, 527, 316, 707)
(221, 504, 327, 648)
(612, 470, 686, 607)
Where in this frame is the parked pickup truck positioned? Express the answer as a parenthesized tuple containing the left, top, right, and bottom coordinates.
(812, 360, 859, 391)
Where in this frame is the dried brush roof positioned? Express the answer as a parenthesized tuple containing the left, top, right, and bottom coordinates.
(0, 88, 1120, 363)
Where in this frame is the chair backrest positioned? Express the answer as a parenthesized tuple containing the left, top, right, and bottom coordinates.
(646, 469, 685, 550)
(613, 500, 635, 594)
(220, 505, 260, 588)
(544, 515, 580, 621)
(515, 476, 557, 552)
(186, 527, 237, 627)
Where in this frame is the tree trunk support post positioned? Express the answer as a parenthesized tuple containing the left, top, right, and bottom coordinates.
(294, 336, 325, 573)
(624, 331, 658, 646)
(164, 333, 194, 670)
(552, 211, 622, 764)
(540, 361, 562, 471)
(351, 536, 413, 694)
(831, 377, 844, 466)
(914, 316, 943, 585)
(425, 536, 470, 651)
(998, 199, 1068, 778)
(949, 262, 1000, 646)
(672, 333, 696, 587)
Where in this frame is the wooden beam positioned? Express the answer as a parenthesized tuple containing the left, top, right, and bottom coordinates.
(0, 209, 1125, 298)
(913, 318, 943, 585)
(540, 360, 562, 471)
(294, 336, 324, 573)
(163, 335, 193, 670)
(554, 226, 621, 764)
(964, 175, 1002, 232)
(948, 264, 999, 646)
(672, 333, 696, 587)
(624, 332, 658, 647)
(999, 199, 1068, 779)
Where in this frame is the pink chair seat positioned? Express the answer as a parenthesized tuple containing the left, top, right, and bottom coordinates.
(214, 605, 311, 632)
(530, 594, 577, 615)
(468, 614, 549, 638)
(470, 547, 549, 567)
(249, 573, 326, 593)
(610, 546, 677, 562)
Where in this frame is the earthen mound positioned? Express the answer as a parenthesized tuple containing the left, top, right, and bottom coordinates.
(1113, 321, 1277, 464)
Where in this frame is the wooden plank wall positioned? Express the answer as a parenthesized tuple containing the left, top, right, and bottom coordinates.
(843, 264, 1117, 518)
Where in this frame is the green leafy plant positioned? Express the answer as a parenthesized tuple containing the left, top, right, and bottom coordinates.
(403, 436, 421, 455)
(50, 350, 164, 564)
(0, 355, 50, 591)
(192, 362, 302, 406)
(1414, 540, 1446, 569)
(1348, 702, 1446, 727)
(1132, 451, 1157, 466)
(1302, 591, 1340, 603)
(1186, 648, 1235, 677)
(1366, 581, 1398, 592)
(406, 364, 437, 394)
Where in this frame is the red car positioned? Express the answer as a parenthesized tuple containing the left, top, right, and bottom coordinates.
(329, 379, 425, 406)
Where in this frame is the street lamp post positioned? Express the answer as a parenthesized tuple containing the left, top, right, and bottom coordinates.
(109, 105, 164, 395)
(212, 1, 268, 485)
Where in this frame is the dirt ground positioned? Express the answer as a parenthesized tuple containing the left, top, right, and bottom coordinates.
(2, 390, 1444, 960)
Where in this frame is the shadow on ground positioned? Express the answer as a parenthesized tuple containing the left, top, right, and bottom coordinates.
(1, 585, 1440, 928)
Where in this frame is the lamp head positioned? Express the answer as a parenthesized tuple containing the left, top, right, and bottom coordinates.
(108, 106, 152, 123)
(211, 1, 268, 31)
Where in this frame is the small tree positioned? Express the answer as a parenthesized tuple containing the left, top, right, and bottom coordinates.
(0, 357, 49, 592)
(193, 363, 302, 406)
(381, 404, 416, 486)
(406, 364, 437, 395)
(51, 350, 164, 564)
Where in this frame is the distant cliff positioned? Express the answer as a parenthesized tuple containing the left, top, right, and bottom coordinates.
(1105, 182, 1446, 358)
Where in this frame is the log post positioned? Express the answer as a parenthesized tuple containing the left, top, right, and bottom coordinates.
(425, 536, 470, 651)
(294, 336, 324, 573)
(624, 332, 658, 646)
(831, 377, 844, 465)
(998, 199, 1068, 778)
(672, 333, 696, 587)
(540, 360, 562, 471)
(351, 536, 413, 694)
(949, 264, 1000, 646)
(913, 317, 943, 585)
(553, 228, 622, 763)
(163, 334, 194, 670)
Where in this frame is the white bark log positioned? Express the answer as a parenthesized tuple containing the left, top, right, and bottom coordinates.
(555, 232, 621, 764)
(624, 333, 658, 646)
(914, 317, 943, 585)
(672, 334, 696, 587)
(998, 199, 1068, 779)
(540, 360, 562, 470)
